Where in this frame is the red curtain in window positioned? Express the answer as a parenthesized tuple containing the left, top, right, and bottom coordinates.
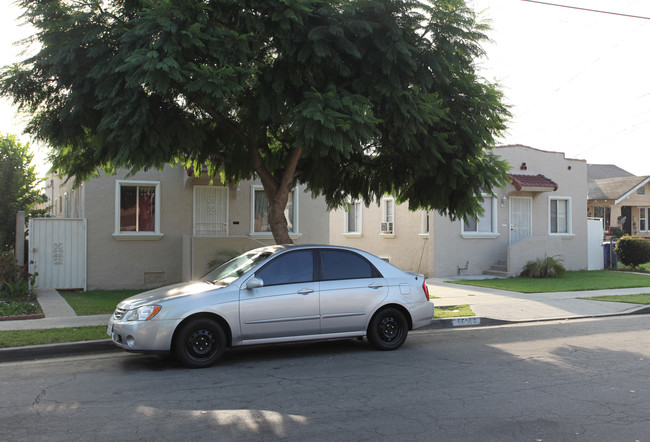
(138, 187, 155, 232)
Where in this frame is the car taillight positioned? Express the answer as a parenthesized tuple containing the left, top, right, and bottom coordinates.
(422, 280, 430, 301)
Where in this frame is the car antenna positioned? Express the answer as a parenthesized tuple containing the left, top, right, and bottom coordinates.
(415, 238, 427, 280)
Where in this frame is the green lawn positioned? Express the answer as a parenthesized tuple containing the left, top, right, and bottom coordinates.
(60, 289, 140, 315)
(434, 304, 474, 318)
(579, 294, 650, 305)
(0, 289, 139, 348)
(0, 326, 108, 348)
(448, 270, 650, 293)
(616, 262, 650, 272)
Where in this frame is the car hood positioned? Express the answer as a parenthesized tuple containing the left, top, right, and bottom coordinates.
(117, 281, 222, 309)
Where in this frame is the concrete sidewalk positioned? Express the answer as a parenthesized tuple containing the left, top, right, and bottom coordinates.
(1, 282, 650, 362)
(428, 277, 650, 323)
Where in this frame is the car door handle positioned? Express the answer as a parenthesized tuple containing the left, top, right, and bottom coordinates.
(368, 282, 383, 289)
(297, 288, 314, 295)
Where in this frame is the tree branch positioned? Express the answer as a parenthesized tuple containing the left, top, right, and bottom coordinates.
(185, 93, 250, 147)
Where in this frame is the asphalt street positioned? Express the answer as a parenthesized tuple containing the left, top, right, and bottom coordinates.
(1, 315, 649, 441)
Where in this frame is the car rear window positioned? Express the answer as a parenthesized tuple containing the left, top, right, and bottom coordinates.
(320, 250, 380, 280)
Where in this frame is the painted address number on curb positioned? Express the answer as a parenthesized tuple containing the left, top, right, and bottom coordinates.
(451, 317, 481, 327)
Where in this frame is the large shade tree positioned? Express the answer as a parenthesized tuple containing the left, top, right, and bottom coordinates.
(1, 0, 509, 244)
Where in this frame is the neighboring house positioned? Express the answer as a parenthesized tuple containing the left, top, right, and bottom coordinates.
(588, 172, 650, 237)
(40, 164, 329, 290)
(586, 164, 633, 180)
(330, 145, 590, 277)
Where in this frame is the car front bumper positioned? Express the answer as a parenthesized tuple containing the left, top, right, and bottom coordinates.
(108, 317, 180, 352)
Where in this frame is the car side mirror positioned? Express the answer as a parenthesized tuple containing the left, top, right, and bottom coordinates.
(246, 277, 264, 290)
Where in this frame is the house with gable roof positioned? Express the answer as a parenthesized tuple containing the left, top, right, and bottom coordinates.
(587, 165, 650, 237)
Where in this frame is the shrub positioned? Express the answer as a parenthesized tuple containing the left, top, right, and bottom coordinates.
(614, 235, 650, 269)
(206, 248, 240, 271)
(520, 255, 566, 278)
(609, 227, 625, 238)
(0, 251, 36, 301)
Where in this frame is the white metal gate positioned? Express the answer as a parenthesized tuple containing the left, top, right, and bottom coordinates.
(587, 218, 604, 270)
(29, 218, 87, 290)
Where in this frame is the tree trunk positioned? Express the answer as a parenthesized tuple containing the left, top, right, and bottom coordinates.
(268, 188, 292, 244)
(251, 146, 302, 245)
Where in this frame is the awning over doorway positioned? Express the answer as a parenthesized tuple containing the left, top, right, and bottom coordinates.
(508, 174, 558, 192)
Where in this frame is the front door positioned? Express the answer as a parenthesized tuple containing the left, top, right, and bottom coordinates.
(509, 196, 532, 245)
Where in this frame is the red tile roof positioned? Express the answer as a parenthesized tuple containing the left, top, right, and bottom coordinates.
(508, 174, 558, 191)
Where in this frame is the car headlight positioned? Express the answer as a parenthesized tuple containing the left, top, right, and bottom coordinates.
(125, 305, 161, 321)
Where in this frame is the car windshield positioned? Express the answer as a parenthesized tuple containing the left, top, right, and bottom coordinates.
(201, 251, 272, 286)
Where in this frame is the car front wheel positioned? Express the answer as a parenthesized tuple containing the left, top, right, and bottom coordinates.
(367, 307, 408, 351)
(174, 318, 226, 368)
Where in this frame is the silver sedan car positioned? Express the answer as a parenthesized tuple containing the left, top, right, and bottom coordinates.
(108, 245, 434, 368)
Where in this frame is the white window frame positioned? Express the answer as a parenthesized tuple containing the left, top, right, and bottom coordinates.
(420, 210, 430, 237)
(113, 180, 163, 240)
(380, 196, 395, 237)
(461, 195, 498, 239)
(640, 207, 649, 232)
(344, 199, 363, 236)
(249, 184, 301, 239)
(193, 185, 229, 237)
(548, 196, 573, 236)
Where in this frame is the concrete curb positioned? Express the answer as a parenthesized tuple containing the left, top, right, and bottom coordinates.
(427, 305, 650, 330)
(2, 308, 649, 363)
(0, 339, 118, 363)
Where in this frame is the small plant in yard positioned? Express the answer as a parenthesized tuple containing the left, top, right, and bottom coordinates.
(206, 248, 240, 271)
(520, 255, 566, 278)
(0, 251, 37, 299)
(615, 235, 650, 269)
(0, 251, 40, 317)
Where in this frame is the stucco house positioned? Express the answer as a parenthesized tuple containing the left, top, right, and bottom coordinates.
(330, 145, 591, 278)
(39, 164, 329, 290)
(587, 166, 650, 237)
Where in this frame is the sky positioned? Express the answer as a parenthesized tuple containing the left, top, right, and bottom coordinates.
(470, 0, 650, 175)
(1, 0, 649, 177)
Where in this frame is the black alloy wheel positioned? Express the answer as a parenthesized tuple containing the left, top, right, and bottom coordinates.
(367, 307, 408, 351)
(174, 318, 226, 368)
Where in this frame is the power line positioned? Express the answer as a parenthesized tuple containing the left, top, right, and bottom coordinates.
(520, 0, 650, 20)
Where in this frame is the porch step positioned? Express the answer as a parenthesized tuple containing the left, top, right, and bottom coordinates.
(483, 261, 510, 278)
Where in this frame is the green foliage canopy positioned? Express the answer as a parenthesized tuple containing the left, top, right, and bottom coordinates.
(0, 134, 48, 251)
(1, 0, 510, 244)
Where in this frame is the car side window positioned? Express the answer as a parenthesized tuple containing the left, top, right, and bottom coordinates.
(320, 250, 380, 281)
(255, 250, 314, 286)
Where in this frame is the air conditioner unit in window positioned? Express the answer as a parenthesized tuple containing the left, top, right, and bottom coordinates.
(380, 222, 393, 233)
